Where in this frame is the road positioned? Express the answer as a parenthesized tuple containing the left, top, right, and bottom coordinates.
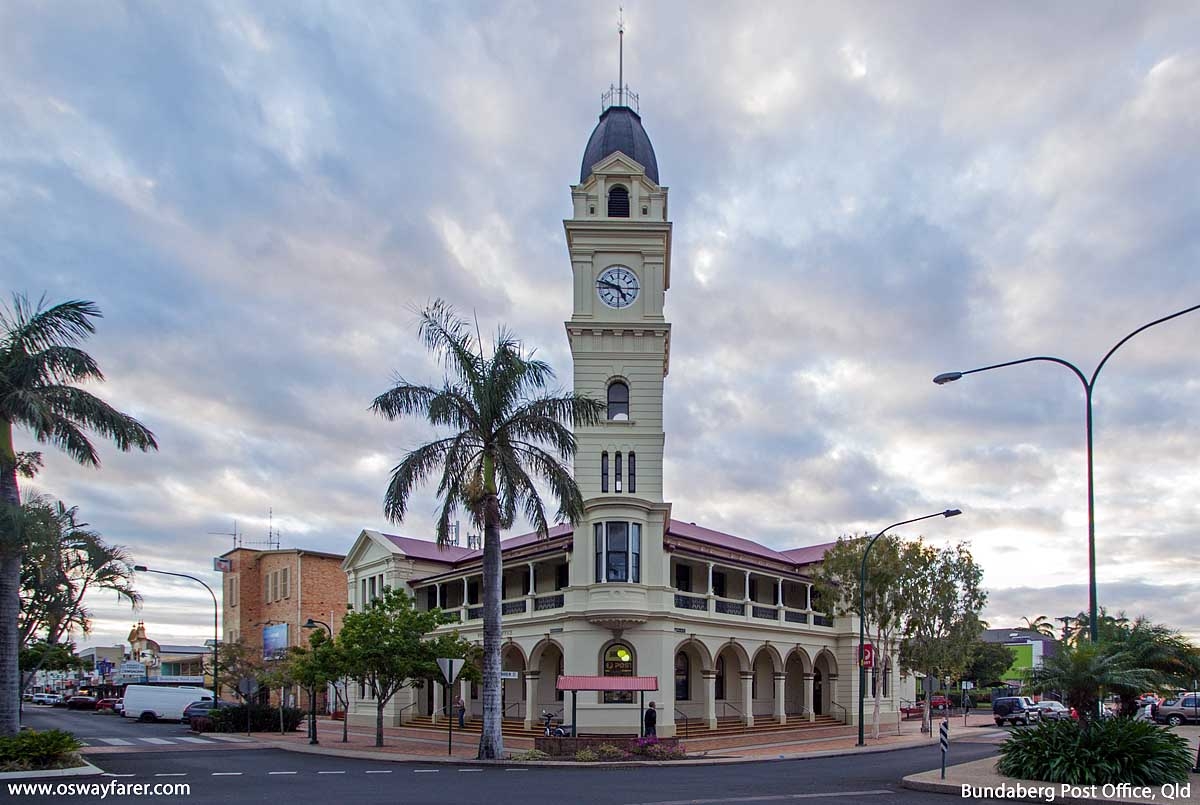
(5, 742, 999, 805)
(19, 704, 257, 750)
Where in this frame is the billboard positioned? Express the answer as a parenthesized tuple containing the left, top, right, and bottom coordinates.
(263, 623, 289, 660)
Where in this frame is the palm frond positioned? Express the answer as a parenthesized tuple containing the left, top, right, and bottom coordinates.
(416, 300, 483, 390)
(39, 386, 157, 452)
(0, 295, 100, 355)
(382, 438, 458, 523)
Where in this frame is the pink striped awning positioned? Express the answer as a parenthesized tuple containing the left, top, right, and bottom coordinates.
(555, 675, 659, 692)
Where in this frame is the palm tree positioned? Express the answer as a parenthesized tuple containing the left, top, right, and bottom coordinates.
(1021, 615, 1056, 638)
(0, 294, 157, 735)
(1026, 642, 1154, 721)
(371, 300, 603, 759)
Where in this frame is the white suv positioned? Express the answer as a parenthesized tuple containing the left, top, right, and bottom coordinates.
(31, 693, 63, 705)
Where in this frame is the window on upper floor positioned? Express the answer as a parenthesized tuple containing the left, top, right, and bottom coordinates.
(607, 185, 630, 217)
(594, 521, 641, 583)
(281, 567, 289, 599)
(607, 381, 629, 420)
(628, 452, 636, 494)
(601, 451, 609, 493)
(675, 563, 692, 592)
(615, 451, 623, 493)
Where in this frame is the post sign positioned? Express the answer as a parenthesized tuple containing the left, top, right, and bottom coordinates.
(116, 661, 147, 685)
(237, 676, 259, 697)
(262, 623, 289, 660)
(499, 671, 519, 680)
(213, 557, 233, 572)
(860, 643, 875, 670)
(437, 657, 465, 686)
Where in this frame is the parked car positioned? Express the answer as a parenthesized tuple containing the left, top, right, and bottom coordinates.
(22, 693, 33, 702)
(1031, 700, 1073, 721)
(95, 698, 120, 711)
(1154, 692, 1200, 727)
(993, 696, 1041, 726)
(66, 695, 98, 710)
(31, 693, 61, 706)
(182, 699, 236, 726)
(928, 695, 952, 712)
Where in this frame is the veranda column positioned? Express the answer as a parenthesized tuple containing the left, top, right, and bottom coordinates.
(706, 563, 714, 594)
(706, 563, 715, 612)
(523, 671, 539, 730)
(803, 673, 815, 722)
(527, 562, 536, 596)
(431, 680, 443, 724)
(773, 672, 787, 725)
(702, 670, 717, 730)
(435, 582, 442, 608)
(740, 672, 755, 728)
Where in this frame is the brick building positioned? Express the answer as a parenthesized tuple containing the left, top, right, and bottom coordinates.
(218, 547, 348, 707)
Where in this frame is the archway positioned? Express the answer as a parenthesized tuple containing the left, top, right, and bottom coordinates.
(784, 648, 812, 718)
(672, 640, 710, 721)
(501, 643, 527, 720)
(713, 643, 750, 721)
(750, 645, 782, 719)
(814, 649, 839, 718)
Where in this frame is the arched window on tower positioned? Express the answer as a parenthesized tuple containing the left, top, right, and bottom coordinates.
(607, 185, 630, 217)
(607, 381, 629, 420)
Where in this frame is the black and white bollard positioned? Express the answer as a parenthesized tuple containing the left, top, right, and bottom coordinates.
(939, 718, 950, 780)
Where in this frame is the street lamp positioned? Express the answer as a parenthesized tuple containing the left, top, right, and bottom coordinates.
(857, 509, 962, 747)
(301, 618, 332, 745)
(933, 302, 1200, 644)
(132, 565, 219, 703)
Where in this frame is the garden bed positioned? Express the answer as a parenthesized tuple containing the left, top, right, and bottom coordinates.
(532, 736, 686, 761)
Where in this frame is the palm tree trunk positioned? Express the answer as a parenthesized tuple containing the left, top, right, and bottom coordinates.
(0, 421, 23, 736)
(477, 489, 504, 759)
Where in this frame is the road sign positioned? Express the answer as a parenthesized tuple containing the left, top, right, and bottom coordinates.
(437, 657, 464, 686)
(237, 676, 259, 696)
(860, 643, 875, 670)
(961, 681, 974, 690)
(500, 670, 519, 680)
(939, 718, 950, 780)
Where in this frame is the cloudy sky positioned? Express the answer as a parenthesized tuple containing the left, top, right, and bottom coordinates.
(4, 1, 1199, 649)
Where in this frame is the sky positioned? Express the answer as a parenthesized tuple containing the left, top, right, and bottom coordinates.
(3, 1, 1199, 650)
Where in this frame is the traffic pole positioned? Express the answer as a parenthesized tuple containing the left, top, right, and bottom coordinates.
(939, 718, 950, 780)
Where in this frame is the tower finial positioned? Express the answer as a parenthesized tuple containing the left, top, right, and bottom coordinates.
(618, 6, 624, 107)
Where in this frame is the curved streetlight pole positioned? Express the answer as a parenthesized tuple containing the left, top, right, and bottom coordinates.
(934, 302, 1200, 644)
(301, 618, 333, 745)
(858, 509, 963, 747)
(132, 566, 219, 703)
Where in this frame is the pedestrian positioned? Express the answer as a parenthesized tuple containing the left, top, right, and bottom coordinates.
(644, 700, 657, 738)
(456, 695, 466, 729)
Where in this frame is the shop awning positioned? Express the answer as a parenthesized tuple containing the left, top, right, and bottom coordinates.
(555, 675, 658, 692)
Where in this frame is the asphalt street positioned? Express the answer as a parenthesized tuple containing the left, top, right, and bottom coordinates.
(18, 704, 255, 749)
(5, 743, 1000, 805)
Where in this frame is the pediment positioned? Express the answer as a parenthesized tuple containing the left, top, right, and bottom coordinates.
(341, 528, 401, 572)
(582, 152, 657, 187)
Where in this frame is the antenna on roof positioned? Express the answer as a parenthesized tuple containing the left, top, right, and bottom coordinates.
(208, 520, 242, 549)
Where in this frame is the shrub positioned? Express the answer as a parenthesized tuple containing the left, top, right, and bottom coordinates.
(641, 741, 688, 760)
(594, 744, 628, 762)
(209, 704, 303, 733)
(0, 730, 83, 772)
(574, 747, 598, 762)
(509, 749, 549, 761)
(189, 716, 213, 733)
(998, 718, 1192, 785)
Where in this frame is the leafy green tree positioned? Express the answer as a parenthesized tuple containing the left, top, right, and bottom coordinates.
(18, 496, 139, 650)
(1026, 642, 1154, 721)
(814, 533, 908, 740)
(284, 631, 341, 741)
(899, 541, 987, 732)
(212, 639, 266, 703)
(1098, 616, 1200, 714)
(338, 586, 473, 747)
(964, 641, 1016, 688)
(1021, 616, 1056, 638)
(0, 295, 157, 735)
(370, 301, 603, 758)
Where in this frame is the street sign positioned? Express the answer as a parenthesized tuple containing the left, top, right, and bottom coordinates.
(237, 676, 259, 697)
(213, 557, 233, 572)
(437, 657, 465, 686)
(499, 670, 519, 680)
(961, 681, 974, 690)
(860, 643, 875, 670)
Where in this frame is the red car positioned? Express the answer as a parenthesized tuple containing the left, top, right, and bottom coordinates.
(95, 698, 120, 711)
(928, 695, 952, 711)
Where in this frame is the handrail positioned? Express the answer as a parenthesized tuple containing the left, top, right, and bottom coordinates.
(830, 701, 847, 724)
(503, 701, 525, 718)
(674, 707, 690, 738)
(718, 701, 746, 731)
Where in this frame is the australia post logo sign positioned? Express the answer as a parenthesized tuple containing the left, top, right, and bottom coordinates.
(860, 643, 875, 670)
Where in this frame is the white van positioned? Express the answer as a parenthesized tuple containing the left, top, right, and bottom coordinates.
(121, 685, 213, 722)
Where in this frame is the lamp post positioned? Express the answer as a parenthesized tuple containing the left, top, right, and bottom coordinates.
(301, 618, 332, 745)
(933, 302, 1200, 644)
(857, 509, 962, 747)
(132, 565, 219, 702)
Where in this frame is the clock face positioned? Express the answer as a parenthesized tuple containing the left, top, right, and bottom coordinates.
(596, 266, 640, 309)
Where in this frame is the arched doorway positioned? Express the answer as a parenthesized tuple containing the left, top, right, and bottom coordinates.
(501, 644, 527, 720)
(784, 649, 811, 717)
(813, 669, 824, 715)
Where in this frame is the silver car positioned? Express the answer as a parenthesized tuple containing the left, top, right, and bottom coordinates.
(1031, 700, 1073, 721)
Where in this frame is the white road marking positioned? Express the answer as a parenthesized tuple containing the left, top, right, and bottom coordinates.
(413, 769, 439, 773)
(505, 768, 528, 772)
(365, 770, 393, 774)
(155, 773, 187, 777)
(140, 737, 174, 745)
(103, 773, 136, 777)
(212, 772, 243, 776)
(458, 768, 482, 772)
(626, 791, 894, 805)
(176, 736, 213, 743)
(269, 771, 297, 775)
(317, 771, 346, 774)
(98, 738, 135, 746)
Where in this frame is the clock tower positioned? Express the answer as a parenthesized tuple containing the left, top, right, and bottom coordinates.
(565, 85, 673, 590)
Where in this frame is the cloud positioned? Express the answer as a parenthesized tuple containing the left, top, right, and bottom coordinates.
(3, 1, 1199, 647)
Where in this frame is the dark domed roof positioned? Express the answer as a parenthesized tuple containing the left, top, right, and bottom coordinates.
(580, 105, 659, 185)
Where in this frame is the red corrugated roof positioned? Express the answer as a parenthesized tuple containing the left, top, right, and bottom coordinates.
(556, 675, 659, 692)
(781, 542, 836, 565)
